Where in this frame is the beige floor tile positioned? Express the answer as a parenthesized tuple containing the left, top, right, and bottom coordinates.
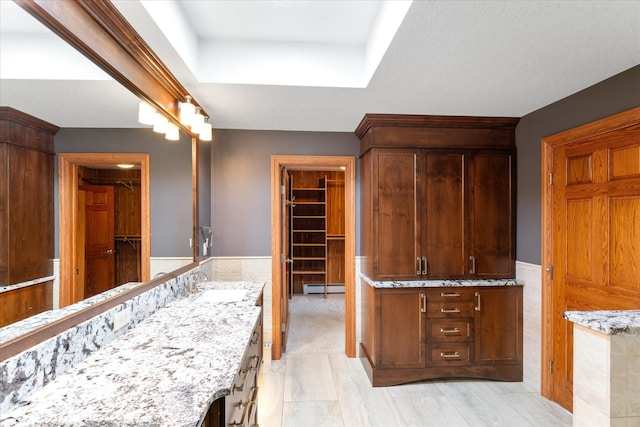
(283, 353, 338, 402)
(502, 391, 572, 426)
(329, 353, 407, 427)
(393, 395, 472, 427)
(258, 359, 286, 427)
(436, 381, 535, 426)
(286, 295, 345, 355)
(281, 401, 344, 427)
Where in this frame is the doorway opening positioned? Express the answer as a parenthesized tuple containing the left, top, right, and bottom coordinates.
(58, 153, 150, 307)
(271, 155, 356, 360)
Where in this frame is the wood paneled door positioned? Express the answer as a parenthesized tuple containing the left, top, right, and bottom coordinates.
(80, 185, 115, 298)
(542, 107, 640, 411)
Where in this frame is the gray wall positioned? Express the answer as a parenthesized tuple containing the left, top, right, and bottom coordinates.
(54, 128, 193, 257)
(210, 129, 361, 256)
(515, 65, 640, 264)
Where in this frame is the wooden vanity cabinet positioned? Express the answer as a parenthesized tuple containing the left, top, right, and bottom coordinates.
(202, 312, 262, 427)
(361, 285, 522, 387)
(357, 114, 518, 281)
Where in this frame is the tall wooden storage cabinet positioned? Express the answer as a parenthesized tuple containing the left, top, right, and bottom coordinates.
(356, 114, 519, 281)
(0, 107, 58, 325)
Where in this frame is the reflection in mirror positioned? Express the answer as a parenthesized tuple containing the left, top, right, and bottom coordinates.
(0, 2, 194, 331)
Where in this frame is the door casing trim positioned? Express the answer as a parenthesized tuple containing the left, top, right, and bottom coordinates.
(270, 155, 357, 360)
(59, 153, 151, 307)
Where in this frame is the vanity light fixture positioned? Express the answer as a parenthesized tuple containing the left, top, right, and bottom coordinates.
(200, 117, 212, 141)
(179, 95, 195, 126)
(138, 101, 156, 125)
(165, 121, 180, 141)
(191, 107, 204, 134)
(117, 164, 135, 169)
(152, 112, 168, 133)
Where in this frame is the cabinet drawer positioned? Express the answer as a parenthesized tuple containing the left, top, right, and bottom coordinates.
(425, 288, 475, 302)
(427, 319, 473, 342)
(427, 344, 472, 366)
(427, 301, 475, 318)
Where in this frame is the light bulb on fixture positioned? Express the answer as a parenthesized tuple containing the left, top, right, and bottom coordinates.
(191, 107, 204, 134)
(152, 112, 168, 133)
(179, 95, 195, 126)
(138, 101, 156, 125)
(200, 117, 212, 141)
(165, 122, 180, 141)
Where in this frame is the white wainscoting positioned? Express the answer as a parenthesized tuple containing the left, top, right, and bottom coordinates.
(516, 260, 543, 391)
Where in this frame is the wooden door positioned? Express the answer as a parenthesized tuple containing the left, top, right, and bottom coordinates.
(280, 167, 292, 352)
(469, 152, 515, 278)
(547, 117, 640, 411)
(376, 288, 426, 369)
(423, 151, 466, 278)
(373, 149, 421, 280)
(474, 286, 522, 366)
(80, 185, 115, 298)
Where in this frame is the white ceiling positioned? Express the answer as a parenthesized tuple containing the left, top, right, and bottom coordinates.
(1, 1, 639, 132)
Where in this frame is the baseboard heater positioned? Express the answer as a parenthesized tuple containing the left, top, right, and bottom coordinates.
(303, 283, 345, 295)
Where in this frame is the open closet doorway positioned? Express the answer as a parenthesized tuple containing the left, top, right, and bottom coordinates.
(271, 155, 356, 360)
(59, 153, 150, 307)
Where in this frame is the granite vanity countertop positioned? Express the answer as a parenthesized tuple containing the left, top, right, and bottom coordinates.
(564, 310, 640, 336)
(0, 281, 264, 426)
(361, 274, 523, 288)
(0, 282, 141, 344)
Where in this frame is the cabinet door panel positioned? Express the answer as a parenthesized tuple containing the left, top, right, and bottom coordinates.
(423, 152, 466, 278)
(474, 287, 522, 364)
(470, 153, 515, 278)
(377, 289, 425, 368)
(374, 150, 421, 279)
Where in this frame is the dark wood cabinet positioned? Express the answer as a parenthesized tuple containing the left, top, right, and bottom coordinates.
(474, 286, 522, 365)
(357, 114, 518, 281)
(361, 284, 522, 387)
(376, 289, 426, 369)
(0, 107, 58, 326)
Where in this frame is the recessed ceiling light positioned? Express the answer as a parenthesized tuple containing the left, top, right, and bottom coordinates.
(117, 164, 135, 169)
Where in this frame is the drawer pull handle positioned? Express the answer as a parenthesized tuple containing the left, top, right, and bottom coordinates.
(440, 292, 460, 297)
(440, 328, 460, 334)
(475, 291, 481, 311)
(440, 351, 461, 359)
(249, 355, 261, 370)
(229, 400, 256, 426)
(420, 293, 427, 313)
(440, 308, 460, 313)
(422, 256, 427, 275)
(251, 331, 260, 345)
(417, 257, 422, 275)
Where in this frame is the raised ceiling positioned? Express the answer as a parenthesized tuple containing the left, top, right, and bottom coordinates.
(1, 0, 639, 132)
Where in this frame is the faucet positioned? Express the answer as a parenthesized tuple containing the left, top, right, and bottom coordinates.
(187, 269, 208, 295)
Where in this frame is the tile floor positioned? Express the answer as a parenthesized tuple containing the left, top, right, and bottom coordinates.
(258, 294, 572, 427)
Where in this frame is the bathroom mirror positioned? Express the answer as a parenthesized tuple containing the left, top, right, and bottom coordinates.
(0, 1, 198, 334)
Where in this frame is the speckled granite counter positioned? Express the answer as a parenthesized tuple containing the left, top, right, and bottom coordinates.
(361, 274, 523, 288)
(0, 282, 141, 344)
(0, 275, 55, 294)
(0, 281, 264, 426)
(563, 310, 640, 335)
(564, 309, 640, 425)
